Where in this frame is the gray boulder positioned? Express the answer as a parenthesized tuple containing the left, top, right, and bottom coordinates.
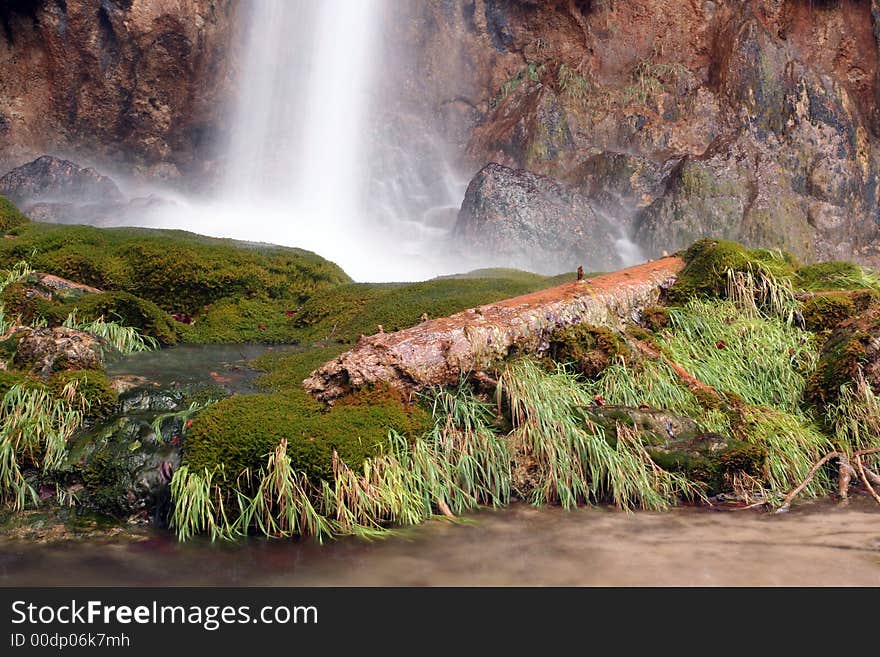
(453, 162, 622, 274)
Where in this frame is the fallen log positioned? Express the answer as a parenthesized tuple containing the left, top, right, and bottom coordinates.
(304, 256, 685, 402)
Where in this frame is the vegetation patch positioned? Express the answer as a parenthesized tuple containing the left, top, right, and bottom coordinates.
(546, 324, 629, 378)
(183, 387, 432, 487)
(795, 261, 880, 291)
(667, 238, 797, 304)
(0, 197, 29, 233)
(0, 220, 349, 331)
(50, 369, 117, 419)
(805, 306, 880, 409)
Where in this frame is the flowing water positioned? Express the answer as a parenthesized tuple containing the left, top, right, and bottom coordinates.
(2, 502, 878, 586)
(131, 1, 469, 282)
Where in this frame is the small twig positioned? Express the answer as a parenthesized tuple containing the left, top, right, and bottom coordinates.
(863, 467, 880, 487)
(729, 500, 769, 511)
(777, 451, 841, 513)
(856, 453, 880, 505)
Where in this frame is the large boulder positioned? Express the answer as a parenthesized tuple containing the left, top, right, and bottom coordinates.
(0, 155, 123, 206)
(12, 326, 105, 377)
(453, 163, 622, 274)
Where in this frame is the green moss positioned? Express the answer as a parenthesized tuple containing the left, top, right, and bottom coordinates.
(546, 324, 629, 377)
(668, 239, 797, 304)
(51, 369, 118, 419)
(182, 296, 300, 344)
(640, 305, 669, 331)
(0, 369, 44, 396)
(0, 196, 29, 233)
(183, 388, 432, 486)
(795, 261, 867, 291)
(253, 345, 349, 391)
(0, 222, 349, 339)
(0, 280, 60, 324)
(648, 435, 766, 493)
(805, 307, 880, 408)
(81, 450, 131, 515)
(800, 294, 856, 332)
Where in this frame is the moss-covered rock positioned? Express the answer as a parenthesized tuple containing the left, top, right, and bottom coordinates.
(805, 305, 880, 408)
(51, 369, 118, 419)
(584, 405, 766, 493)
(800, 293, 859, 332)
(667, 238, 797, 304)
(183, 387, 432, 486)
(546, 324, 629, 377)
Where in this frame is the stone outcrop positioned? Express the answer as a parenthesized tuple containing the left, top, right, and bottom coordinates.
(415, 0, 880, 265)
(12, 325, 105, 377)
(453, 162, 621, 273)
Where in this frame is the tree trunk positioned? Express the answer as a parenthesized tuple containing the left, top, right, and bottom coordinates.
(303, 256, 685, 402)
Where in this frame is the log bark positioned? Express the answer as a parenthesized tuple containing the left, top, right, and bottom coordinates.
(303, 256, 685, 402)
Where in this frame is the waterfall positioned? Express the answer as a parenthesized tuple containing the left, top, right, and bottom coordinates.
(136, 1, 467, 281)
(226, 1, 375, 228)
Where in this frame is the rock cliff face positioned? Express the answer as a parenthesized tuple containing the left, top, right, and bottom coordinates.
(4, 0, 880, 264)
(403, 0, 880, 264)
(0, 0, 238, 177)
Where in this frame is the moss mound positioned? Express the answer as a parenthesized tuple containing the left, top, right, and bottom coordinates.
(68, 292, 182, 346)
(805, 306, 880, 408)
(51, 369, 118, 419)
(0, 221, 349, 325)
(795, 261, 868, 291)
(667, 239, 797, 303)
(0, 369, 44, 397)
(546, 325, 629, 377)
(184, 388, 432, 485)
(639, 305, 670, 331)
(0, 196, 29, 233)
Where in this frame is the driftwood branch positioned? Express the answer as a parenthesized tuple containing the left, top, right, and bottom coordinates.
(303, 257, 684, 402)
(778, 448, 880, 512)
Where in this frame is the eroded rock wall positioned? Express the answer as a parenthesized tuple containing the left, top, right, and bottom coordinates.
(0, 0, 238, 178)
(407, 0, 880, 264)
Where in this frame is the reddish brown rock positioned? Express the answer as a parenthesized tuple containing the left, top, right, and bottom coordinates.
(0, 0, 238, 176)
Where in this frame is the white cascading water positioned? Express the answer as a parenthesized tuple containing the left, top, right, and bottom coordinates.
(137, 0, 466, 281)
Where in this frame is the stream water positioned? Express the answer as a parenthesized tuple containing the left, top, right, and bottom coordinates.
(2, 501, 878, 586)
(2, 346, 877, 586)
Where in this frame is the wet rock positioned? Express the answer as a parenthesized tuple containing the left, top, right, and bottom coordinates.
(61, 382, 225, 520)
(453, 162, 621, 274)
(0, 156, 123, 206)
(585, 406, 766, 493)
(12, 326, 105, 377)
